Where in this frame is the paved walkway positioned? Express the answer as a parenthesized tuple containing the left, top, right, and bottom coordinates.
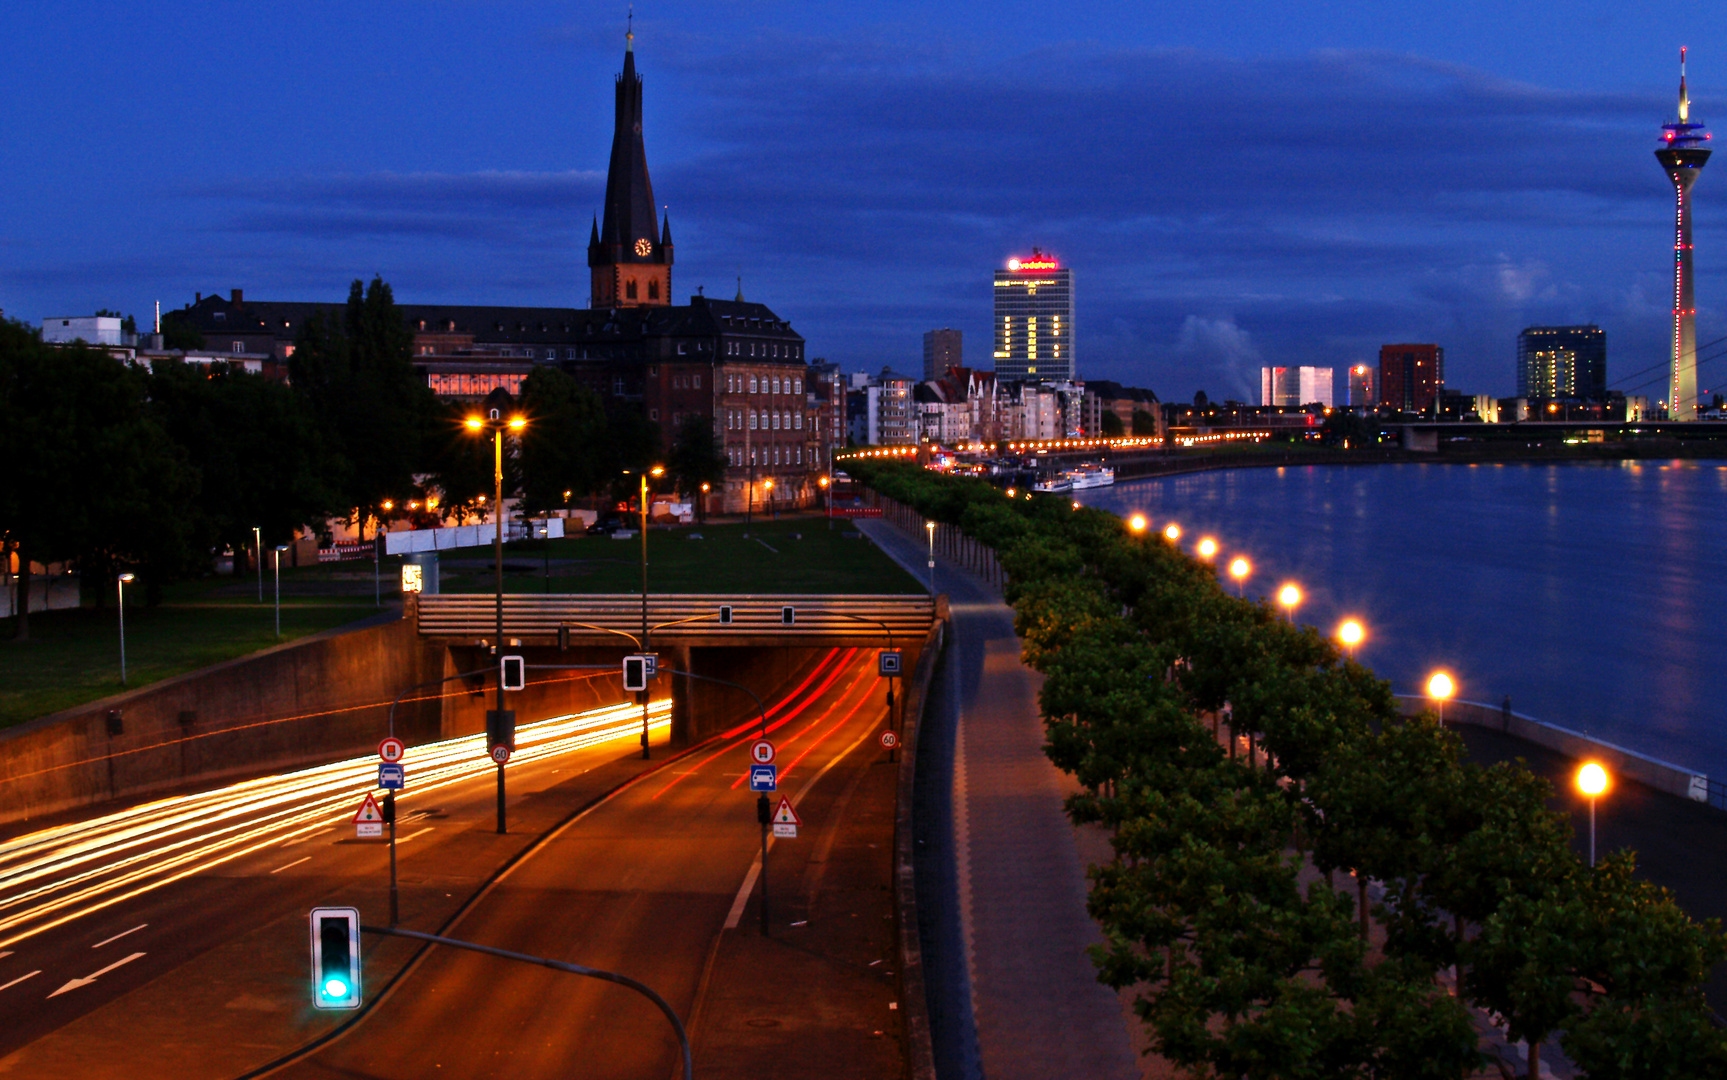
(859, 519, 1140, 1080)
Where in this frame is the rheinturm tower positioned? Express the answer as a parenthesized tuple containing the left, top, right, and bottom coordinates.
(1658, 47, 1710, 420)
(589, 25, 672, 308)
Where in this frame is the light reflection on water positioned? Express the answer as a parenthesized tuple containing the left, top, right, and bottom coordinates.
(1079, 461, 1727, 778)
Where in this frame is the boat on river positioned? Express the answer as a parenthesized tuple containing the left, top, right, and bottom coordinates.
(1065, 463, 1115, 490)
(1032, 474, 1073, 494)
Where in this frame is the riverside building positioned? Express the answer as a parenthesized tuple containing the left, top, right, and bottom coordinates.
(993, 249, 1073, 382)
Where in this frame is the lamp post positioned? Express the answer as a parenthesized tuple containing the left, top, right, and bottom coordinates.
(253, 526, 262, 602)
(1577, 761, 1609, 867)
(1229, 556, 1251, 598)
(466, 403, 527, 833)
(820, 475, 831, 530)
(1338, 619, 1364, 658)
(1163, 523, 1181, 542)
(764, 477, 774, 521)
(1278, 583, 1302, 624)
(630, 465, 664, 759)
(117, 573, 135, 686)
(1427, 671, 1454, 727)
(273, 545, 288, 638)
(1197, 537, 1218, 561)
(925, 521, 936, 595)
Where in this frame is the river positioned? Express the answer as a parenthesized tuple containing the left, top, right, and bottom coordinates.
(1076, 460, 1727, 780)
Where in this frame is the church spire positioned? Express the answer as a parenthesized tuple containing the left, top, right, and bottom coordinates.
(588, 22, 671, 308)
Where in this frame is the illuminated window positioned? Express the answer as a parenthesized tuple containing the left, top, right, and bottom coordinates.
(750, 411, 759, 430)
(750, 375, 759, 393)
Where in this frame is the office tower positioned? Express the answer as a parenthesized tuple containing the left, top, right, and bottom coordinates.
(1379, 344, 1444, 413)
(1658, 48, 1710, 420)
(1260, 366, 1333, 407)
(1348, 364, 1376, 408)
(1517, 325, 1606, 399)
(993, 248, 1073, 382)
(923, 328, 962, 380)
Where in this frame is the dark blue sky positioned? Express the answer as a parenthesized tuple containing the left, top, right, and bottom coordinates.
(2, 1, 1724, 400)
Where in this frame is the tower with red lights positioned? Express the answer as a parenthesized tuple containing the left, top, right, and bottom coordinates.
(1658, 48, 1710, 420)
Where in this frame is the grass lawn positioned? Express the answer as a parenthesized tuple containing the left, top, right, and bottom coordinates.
(437, 515, 923, 595)
(0, 575, 387, 728)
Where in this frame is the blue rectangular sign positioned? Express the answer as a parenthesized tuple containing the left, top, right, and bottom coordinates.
(748, 765, 777, 792)
(378, 762, 406, 790)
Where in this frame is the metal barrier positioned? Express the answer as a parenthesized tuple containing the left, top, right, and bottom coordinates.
(415, 594, 934, 644)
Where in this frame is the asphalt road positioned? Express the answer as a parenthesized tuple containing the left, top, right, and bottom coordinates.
(269, 645, 891, 1080)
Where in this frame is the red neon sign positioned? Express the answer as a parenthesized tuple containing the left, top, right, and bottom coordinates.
(1007, 257, 1059, 271)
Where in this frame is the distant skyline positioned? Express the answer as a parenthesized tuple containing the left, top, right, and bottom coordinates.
(2, 2, 1725, 401)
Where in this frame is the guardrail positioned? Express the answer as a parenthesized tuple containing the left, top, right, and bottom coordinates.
(415, 594, 935, 643)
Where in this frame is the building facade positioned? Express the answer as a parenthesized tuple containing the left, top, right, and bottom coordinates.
(992, 249, 1073, 382)
(1379, 344, 1444, 414)
(1347, 364, 1376, 408)
(922, 328, 962, 381)
(1517, 325, 1605, 400)
(1260, 366, 1334, 407)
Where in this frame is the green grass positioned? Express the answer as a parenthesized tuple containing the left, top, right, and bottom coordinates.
(0, 571, 389, 727)
(437, 515, 923, 595)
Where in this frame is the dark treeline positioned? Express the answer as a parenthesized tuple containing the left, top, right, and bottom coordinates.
(853, 459, 1725, 1079)
(0, 277, 724, 635)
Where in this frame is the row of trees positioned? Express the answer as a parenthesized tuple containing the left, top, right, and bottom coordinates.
(852, 459, 1726, 1079)
(1, 277, 725, 633)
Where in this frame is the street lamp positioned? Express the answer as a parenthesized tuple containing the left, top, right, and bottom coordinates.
(1427, 671, 1454, 727)
(624, 464, 664, 759)
(925, 521, 936, 595)
(763, 477, 774, 520)
(1576, 761, 1609, 867)
(819, 475, 831, 530)
(1197, 537, 1218, 561)
(1338, 619, 1364, 657)
(1278, 583, 1301, 623)
(253, 526, 262, 602)
(117, 573, 135, 686)
(466, 402, 527, 831)
(1228, 556, 1251, 597)
(1128, 514, 1147, 533)
(273, 545, 288, 638)
(1163, 523, 1181, 542)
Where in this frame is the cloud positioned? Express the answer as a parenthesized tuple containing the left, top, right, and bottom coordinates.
(1173, 316, 1263, 401)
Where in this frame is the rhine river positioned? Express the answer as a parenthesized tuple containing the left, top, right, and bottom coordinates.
(1077, 460, 1727, 780)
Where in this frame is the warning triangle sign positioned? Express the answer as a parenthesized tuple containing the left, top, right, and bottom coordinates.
(353, 793, 383, 823)
(772, 797, 800, 827)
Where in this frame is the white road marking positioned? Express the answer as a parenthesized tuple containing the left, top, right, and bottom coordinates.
(396, 827, 434, 844)
(92, 923, 146, 948)
(270, 857, 311, 874)
(724, 858, 762, 929)
(48, 952, 145, 998)
(0, 971, 39, 993)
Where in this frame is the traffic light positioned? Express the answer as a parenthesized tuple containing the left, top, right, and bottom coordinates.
(780, 606, 795, 625)
(309, 907, 361, 1009)
(718, 605, 733, 625)
(557, 624, 570, 651)
(500, 655, 526, 692)
(486, 709, 516, 753)
(623, 655, 648, 692)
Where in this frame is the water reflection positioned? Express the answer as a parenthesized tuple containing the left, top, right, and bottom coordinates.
(1081, 461, 1727, 778)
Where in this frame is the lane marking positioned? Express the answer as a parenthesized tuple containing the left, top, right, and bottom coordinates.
(0, 971, 39, 993)
(92, 923, 146, 948)
(270, 857, 311, 875)
(48, 951, 145, 998)
(725, 859, 763, 929)
(397, 827, 434, 844)
(0, 951, 11, 959)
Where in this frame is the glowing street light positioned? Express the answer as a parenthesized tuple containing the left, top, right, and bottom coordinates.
(1129, 514, 1147, 532)
(117, 573, 135, 686)
(1197, 537, 1218, 561)
(1163, 523, 1181, 541)
(1228, 556, 1251, 597)
(1338, 619, 1364, 657)
(1577, 761, 1609, 867)
(1427, 671, 1455, 726)
(1278, 583, 1302, 622)
(925, 521, 937, 594)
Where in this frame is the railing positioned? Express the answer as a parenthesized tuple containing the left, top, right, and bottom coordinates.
(415, 593, 934, 642)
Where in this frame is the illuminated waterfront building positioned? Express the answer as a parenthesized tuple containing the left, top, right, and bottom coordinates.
(993, 248, 1074, 382)
(1517, 325, 1606, 400)
(1348, 364, 1376, 408)
(1379, 344, 1444, 414)
(1658, 48, 1711, 421)
(1260, 366, 1334, 407)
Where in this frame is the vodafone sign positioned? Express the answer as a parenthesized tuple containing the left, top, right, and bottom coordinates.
(1006, 257, 1059, 272)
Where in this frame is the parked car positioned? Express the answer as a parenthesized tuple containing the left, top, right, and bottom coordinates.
(586, 513, 627, 535)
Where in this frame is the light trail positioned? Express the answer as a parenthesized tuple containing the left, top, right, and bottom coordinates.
(0, 699, 670, 951)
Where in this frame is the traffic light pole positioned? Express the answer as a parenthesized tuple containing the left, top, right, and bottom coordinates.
(493, 426, 507, 834)
(359, 924, 693, 1079)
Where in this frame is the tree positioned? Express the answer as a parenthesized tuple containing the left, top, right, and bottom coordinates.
(515, 367, 610, 512)
(289, 277, 436, 536)
(1099, 410, 1125, 437)
(160, 307, 205, 350)
(1131, 409, 1159, 436)
(666, 414, 726, 519)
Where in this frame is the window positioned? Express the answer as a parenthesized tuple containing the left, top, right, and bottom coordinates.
(677, 342, 687, 355)
(650, 408, 659, 420)
(626, 280, 638, 300)
(613, 376, 625, 395)
(648, 280, 659, 300)
(232, 341, 244, 354)
(648, 365, 657, 377)
(750, 411, 759, 430)
(797, 447, 803, 464)
(693, 374, 701, 389)
(750, 375, 759, 393)
(794, 412, 803, 430)
(793, 378, 801, 395)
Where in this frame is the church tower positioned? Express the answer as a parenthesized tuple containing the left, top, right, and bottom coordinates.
(589, 25, 672, 309)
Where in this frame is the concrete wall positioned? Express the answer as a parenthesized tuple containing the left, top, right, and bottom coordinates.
(0, 614, 445, 827)
(1395, 695, 1708, 803)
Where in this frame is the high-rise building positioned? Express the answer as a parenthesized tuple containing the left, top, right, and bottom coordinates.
(993, 248, 1073, 382)
(1379, 344, 1444, 414)
(1259, 366, 1333, 407)
(923, 328, 962, 380)
(1658, 48, 1710, 421)
(1517, 325, 1606, 399)
(1347, 364, 1376, 408)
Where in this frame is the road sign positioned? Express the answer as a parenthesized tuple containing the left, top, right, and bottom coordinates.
(378, 762, 405, 790)
(490, 744, 512, 765)
(750, 739, 775, 764)
(772, 796, 800, 838)
(353, 793, 383, 838)
(500, 655, 526, 692)
(880, 731, 899, 750)
(878, 649, 902, 677)
(749, 764, 777, 792)
(378, 736, 405, 763)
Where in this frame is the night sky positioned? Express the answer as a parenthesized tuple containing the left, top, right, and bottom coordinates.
(3, 1, 1725, 402)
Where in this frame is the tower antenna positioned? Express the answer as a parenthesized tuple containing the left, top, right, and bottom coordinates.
(626, 4, 633, 51)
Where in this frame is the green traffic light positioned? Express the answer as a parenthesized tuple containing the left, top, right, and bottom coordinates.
(323, 977, 349, 998)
